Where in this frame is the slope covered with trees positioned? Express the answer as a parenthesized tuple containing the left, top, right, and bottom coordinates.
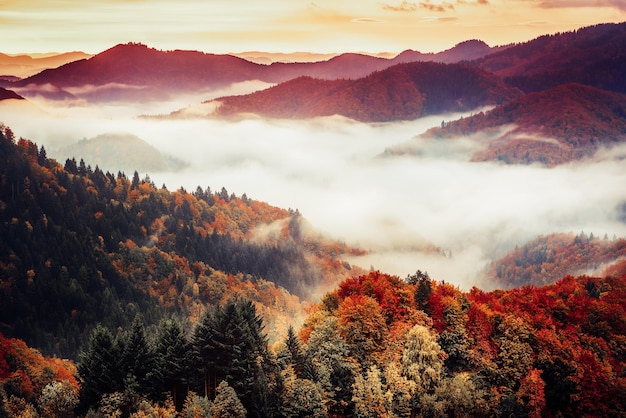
(482, 232, 626, 288)
(474, 22, 626, 94)
(412, 83, 626, 165)
(0, 123, 359, 358)
(12, 270, 621, 417)
(212, 62, 521, 122)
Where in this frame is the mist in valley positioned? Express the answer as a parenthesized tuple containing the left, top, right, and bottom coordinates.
(2, 95, 626, 291)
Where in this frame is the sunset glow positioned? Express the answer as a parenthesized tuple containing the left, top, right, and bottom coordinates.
(1, 0, 624, 54)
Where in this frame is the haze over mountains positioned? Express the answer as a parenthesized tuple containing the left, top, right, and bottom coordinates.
(0, 22, 624, 281)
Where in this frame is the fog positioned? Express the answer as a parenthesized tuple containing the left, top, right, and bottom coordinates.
(2, 97, 626, 290)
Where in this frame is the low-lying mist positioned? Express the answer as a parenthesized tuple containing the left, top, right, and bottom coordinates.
(2, 96, 626, 290)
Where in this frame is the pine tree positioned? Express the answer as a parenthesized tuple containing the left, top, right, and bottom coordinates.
(122, 316, 157, 398)
(155, 317, 192, 409)
(193, 300, 271, 417)
(77, 325, 123, 413)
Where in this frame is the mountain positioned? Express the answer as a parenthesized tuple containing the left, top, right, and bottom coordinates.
(474, 22, 626, 94)
(58, 133, 187, 174)
(398, 83, 626, 165)
(4, 43, 265, 102)
(0, 51, 91, 78)
(0, 87, 23, 101)
(0, 124, 361, 357)
(2, 40, 504, 103)
(481, 232, 626, 288)
(394, 39, 504, 65)
(210, 61, 522, 122)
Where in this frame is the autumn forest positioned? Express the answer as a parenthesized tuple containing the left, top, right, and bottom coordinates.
(1, 22, 626, 418)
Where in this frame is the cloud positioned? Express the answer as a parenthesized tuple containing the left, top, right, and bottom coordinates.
(419, 1, 455, 12)
(382, 1, 419, 12)
(1, 97, 625, 291)
(538, 0, 626, 10)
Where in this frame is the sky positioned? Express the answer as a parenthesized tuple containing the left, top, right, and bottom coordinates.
(0, 0, 624, 55)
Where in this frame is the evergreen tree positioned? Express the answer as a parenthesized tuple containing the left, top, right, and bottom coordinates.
(193, 300, 271, 417)
(122, 316, 157, 398)
(77, 325, 123, 413)
(155, 317, 193, 410)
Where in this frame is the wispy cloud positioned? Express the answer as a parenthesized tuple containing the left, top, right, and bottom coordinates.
(419, 1, 455, 12)
(382, 1, 419, 12)
(538, 0, 626, 10)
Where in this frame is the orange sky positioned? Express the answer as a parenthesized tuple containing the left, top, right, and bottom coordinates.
(0, 0, 624, 54)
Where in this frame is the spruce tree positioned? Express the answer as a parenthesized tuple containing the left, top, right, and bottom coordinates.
(77, 325, 123, 413)
(121, 316, 157, 398)
(155, 317, 193, 409)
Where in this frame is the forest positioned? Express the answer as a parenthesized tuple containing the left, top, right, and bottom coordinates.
(1, 122, 625, 416)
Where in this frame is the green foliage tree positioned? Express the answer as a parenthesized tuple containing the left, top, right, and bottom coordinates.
(401, 325, 445, 394)
(77, 325, 123, 413)
(209, 381, 246, 418)
(352, 365, 387, 418)
(193, 300, 271, 417)
(305, 316, 357, 416)
(154, 317, 192, 409)
(280, 365, 326, 418)
(122, 316, 157, 398)
(181, 391, 211, 418)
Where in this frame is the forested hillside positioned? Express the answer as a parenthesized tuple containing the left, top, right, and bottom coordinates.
(404, 83, 626, 165)
(5, 269, 623, 416)
(211, 62, 521, 122)
(483, 232, 626, 288)
(0, 123, 359, 358)
(474, 22, 626, 94)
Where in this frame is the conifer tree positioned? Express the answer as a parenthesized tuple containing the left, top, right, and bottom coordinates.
(77, 325, 123, 412)
(122, 316, 157, 398)
(155, 317, 192, 409)
(193, 300, 271, 417)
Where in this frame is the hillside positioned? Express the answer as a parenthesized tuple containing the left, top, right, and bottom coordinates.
(482, 232, 626, 288)
(474, 22, 626, 94)
(211, 62, 521, 122)
(58, 133, 187, 174)
(0, 51, 91, 78)
(0, 87, 23, 101)
(0, 123, 361, 358)
(292, 270, 626, 417)
(19, 269, 622, 417)
(402, 83, 626, 165)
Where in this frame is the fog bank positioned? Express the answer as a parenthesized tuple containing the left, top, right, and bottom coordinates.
(2, 97, 625, 289)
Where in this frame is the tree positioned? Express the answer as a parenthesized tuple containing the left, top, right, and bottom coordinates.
(305, 315, 357, 416)
(278, 325, 310, 379)
(209, 381, 246, 418)
(122, 316, 157, 398)
(193, 300, 271, 417)
(181, 392, 211, 418)
(352, 366, 387, 418)
(77, 325, 123, 412)
(280, 365, 326, 418)
(401, 325, 445, 394)
(38, 380, 79, 418)
(516, 368, 546, 418)
(154, 317, 192, 409)
(337, 295, 387, 367)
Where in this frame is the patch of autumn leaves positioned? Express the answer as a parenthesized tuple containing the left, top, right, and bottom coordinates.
(301, 269, 626, 416)
(0, 333, 78, 402)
